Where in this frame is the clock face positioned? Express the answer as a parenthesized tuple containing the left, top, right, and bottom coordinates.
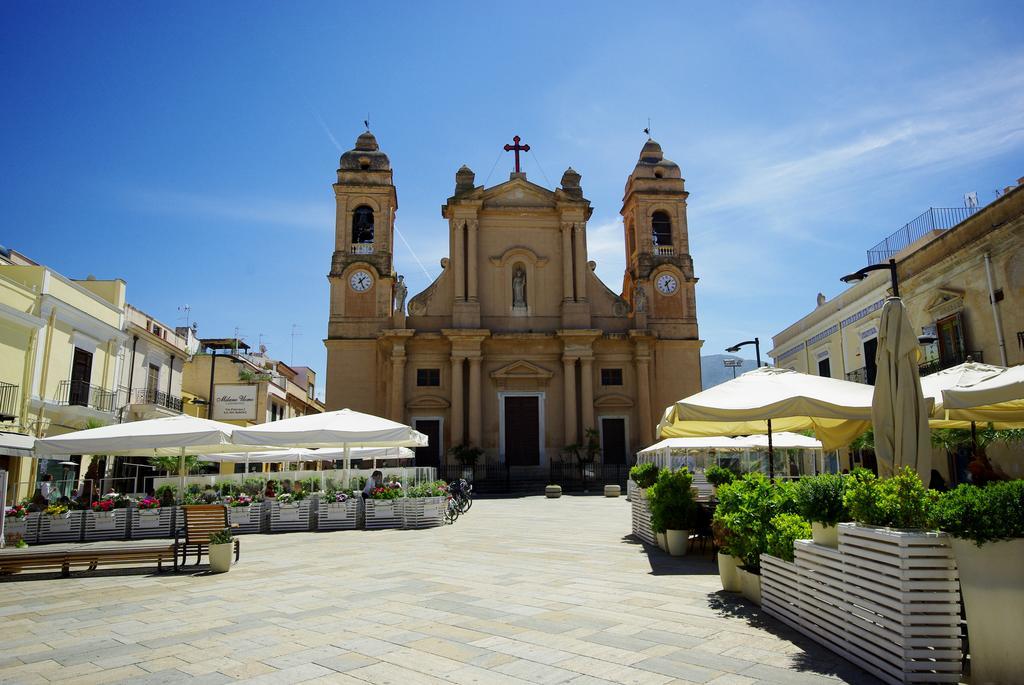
(655, 273, 678, 295)
(349, 269, 373, 292)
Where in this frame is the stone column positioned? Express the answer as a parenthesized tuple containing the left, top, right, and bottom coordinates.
(468, 355, 482, 447)
(452, 220, 465, 302)
(389, 350, 406, 422)
(450, 354, 465, 446)
(580, 356, 595, 433)
(573, 224, 588, 301)
(562, 356, 577, 445)
(635, 354, 652, 446)
(467, 219, 479, 301)
(561, 222, 574, 301)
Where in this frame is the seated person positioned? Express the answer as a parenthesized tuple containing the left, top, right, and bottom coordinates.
(362, 470, 383, 499)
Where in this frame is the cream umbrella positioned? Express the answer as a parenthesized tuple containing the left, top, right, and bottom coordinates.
(941, 363, 1024, 424)
(871, 297, 932, 482)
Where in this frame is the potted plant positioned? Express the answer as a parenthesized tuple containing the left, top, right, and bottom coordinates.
(931, 480, 1024, 684)
(629, 462, 659, 490)
(648, 468, 697, 556)
(704, 465, 735, 497)
(449, 444, 483, 480)
(765, 512, 811, 563)
(4, 503, 36, 545)
(402, 480, 448, 528)
(711, 515, 741, 592)
(318, 489, 359, 530)
(795, 474, 848, 547)
(207, 527, 234, 573)
(843, 467, 934, 530)
(628, 462, 659, 545)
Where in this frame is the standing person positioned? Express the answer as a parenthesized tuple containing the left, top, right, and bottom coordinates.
(40, 474, 56, 503)
(362, 470, 383, 499)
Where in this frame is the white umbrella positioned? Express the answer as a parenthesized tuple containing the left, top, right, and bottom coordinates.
(941, 363, 1024, 424)
(871, 297, 932, 482)
(231, 409, 427, 470)
(34, 415, 269, 496)
(199, 446, 415, 464)
(739, 432, 823, 449)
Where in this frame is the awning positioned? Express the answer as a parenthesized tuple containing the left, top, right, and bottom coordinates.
(0, 431, 34, 457)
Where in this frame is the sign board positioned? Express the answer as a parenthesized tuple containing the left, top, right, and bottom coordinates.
(212, 384, 258, 421)
(723, 359, 744, 368)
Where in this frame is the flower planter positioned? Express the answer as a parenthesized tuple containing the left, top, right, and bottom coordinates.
(84, 509, 129, 541)
(130, 507, 176, 539)
(717, 553, 741, 592)
(629, 485, 655, 546)
(270, 500, 316, 532)
(229, 502, 268, 534)
(208, 542, 233, 573)
(666, 529, 690, 556)
(317, 498, 360, 531)
(810, 522, 838, 548)
(736, 567, 762, 605)
(950, 537, 1024, 685)
(656, 531, 668, 551)
(38, 511, 84, 544)
(759, 554, 798, 621)
(3, 513, 39, 545)
(401, 496, 445, 529)
(364, 499, 401, 529)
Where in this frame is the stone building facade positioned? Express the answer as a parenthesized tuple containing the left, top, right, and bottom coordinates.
(325, 132, 702, 474)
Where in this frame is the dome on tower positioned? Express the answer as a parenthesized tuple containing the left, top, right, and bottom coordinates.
(339, 130, 391, 171)
(631, 138, 681, 179)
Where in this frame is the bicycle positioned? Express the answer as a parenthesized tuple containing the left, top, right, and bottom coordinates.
(444, 493, 460, 524)
(449, 478, 473, 514)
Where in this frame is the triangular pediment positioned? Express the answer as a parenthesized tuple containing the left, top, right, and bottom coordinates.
(926, 288, 964, 312)
(482, 178, 555, 209)
(489, 359, 554, 380)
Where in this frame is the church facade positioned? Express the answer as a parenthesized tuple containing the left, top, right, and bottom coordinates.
(324, 131, 702, 473)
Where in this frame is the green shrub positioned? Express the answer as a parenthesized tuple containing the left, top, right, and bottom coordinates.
(407, 480, 448, 498)
(712, 473, 800, 571)
(931, 480, 1024, 546)
(705, 465, 735, 488)
(629, 462, 659, 489)
(796, 474, 849, 526)
(648, 468, 697, 533)
(208, 527, 233, 545)
(240, 479, 265, 497)
(155, 484, 176, 506)
(766, 513, 812, 562)
(844, 467, 935, 529)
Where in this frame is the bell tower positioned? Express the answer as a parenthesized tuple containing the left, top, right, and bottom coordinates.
(620, 138, 698, 336)
(327, 130, 399, 337)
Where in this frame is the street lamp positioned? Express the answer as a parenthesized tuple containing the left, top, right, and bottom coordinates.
(840, 258, 900, 297)
(725, 337, 775, 480)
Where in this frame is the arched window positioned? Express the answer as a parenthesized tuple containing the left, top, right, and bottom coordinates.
(652, 211, 672, 246)
(352, 206, 374, 244)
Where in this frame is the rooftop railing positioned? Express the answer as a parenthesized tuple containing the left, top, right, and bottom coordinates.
(866, 207, 980, 265)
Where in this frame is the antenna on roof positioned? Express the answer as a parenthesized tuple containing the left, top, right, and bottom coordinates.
(177, 304, 191, 329)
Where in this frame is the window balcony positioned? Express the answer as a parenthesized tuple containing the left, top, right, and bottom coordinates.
(132, 387, 183, 413)
(350, 243, 374, 255)
(0, 381, 18, 422)
(654, 245, 675, 256)
(56, 380, 116, 413)
(919, 351, 983, 378)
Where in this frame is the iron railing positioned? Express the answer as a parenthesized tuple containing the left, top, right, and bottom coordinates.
(919, 351, 983, 378)
(0, 381, 18, 421)
(350, 244, 374, 254)
(56, 380, 116, 413)
(132, 387, 184, 413)
(548, 462, 632, 493)
(845, 367, 870, 385)
(866, 207, 980, 265)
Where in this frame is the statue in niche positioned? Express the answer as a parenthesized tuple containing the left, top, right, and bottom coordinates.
(512, 265, 527, 308)
(633, 283, 647, 313)
(393, 274, 408, 313)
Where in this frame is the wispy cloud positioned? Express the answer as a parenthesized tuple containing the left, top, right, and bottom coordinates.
(128, 189, 333, 232)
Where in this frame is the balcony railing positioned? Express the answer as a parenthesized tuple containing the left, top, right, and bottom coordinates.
(56, 380, 116, 413)
(0, 381, 18, 421)
(654, 245, 675, 256)
(845, 367, 870, 385)
(350, 243, 374, 254)
(866, 207, 980, 265)
(132, 387, 184, 413)
(919, 351, 983, 378)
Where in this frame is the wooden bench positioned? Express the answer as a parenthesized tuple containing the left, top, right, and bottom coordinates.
(175, 505, 239, 567)
(0, 540, 177, 577)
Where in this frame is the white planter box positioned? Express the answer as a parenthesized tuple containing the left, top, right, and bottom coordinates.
(130, 507, 175, 539)
(317, 498, 360, 531)
(629, 485, 655, 546)
(84, 509, 129, 541)
(3, 513, 38, 545)
(400, 496, 445, 529)
(38, 511, 84, 544)
(364, 499, 401, 529)
(230, 502, 268, 534)
(761, 523, 962, 685)
(269, 499, 316, 532)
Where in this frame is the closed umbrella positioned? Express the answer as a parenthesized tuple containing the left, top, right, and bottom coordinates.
(871, 297, 931, 482)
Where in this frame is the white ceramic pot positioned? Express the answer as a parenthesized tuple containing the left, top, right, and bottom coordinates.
(737, 567, 762, 606)
(656, 531, 667, 551)
(666, 529, 690, 556)
(717, 553, 741, 592)
(951, 537, 1024, 684)
(208, 542, 233, 573)
(811, 522, 839, 548)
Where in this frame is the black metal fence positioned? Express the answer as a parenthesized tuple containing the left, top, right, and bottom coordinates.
(548, 462, 631, 492)
(866, 207, 980, 265)
(0, 381, 17, 421)
(919, 350, 983, 378)
(133, 387, 184, 413)
(56, 379, 116, 413)
(437, 461, 633, 494)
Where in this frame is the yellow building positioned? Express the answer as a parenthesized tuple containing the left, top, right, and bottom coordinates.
(0, 247, 126, 502)
(325, 132, 703, 479)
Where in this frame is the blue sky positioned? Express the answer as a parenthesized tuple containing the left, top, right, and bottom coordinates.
(3, 2, 1022, 398)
